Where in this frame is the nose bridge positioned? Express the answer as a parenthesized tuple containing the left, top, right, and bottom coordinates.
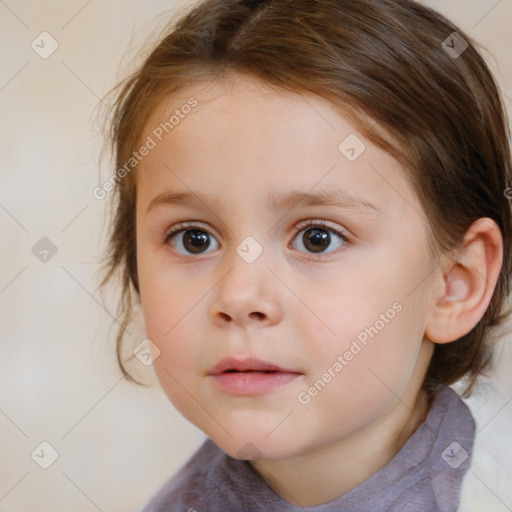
(221, 234, 268, 301)
(209, 233, 282, 326)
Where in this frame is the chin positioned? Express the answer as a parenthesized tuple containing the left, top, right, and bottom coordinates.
(208, 428, 306, 461)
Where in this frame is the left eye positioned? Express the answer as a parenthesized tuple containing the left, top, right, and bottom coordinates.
(163, 220, 348, 256)
(291, 221, 348, 255)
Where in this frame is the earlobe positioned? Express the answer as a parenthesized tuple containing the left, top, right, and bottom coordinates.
(425, 218, 503, 344)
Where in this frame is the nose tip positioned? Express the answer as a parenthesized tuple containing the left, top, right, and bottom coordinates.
(209, 244, 283, 327)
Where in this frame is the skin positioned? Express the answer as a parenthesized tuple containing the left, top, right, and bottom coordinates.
(134, 73, 503, 506)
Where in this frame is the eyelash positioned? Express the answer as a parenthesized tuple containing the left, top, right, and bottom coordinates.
(162, 219, 349, 257)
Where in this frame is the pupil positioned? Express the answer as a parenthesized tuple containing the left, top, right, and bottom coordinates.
(181, 228, 331, 254)
(184, 230, 210, 253)
(304, 228, 330, 253)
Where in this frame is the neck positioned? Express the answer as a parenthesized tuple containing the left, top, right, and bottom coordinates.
(249, 362, 432, 506)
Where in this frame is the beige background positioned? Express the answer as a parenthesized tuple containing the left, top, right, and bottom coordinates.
(0, 1, 511, 511)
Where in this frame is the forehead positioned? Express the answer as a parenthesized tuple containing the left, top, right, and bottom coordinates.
(136, 74, 421, 222)
(141, 74, 344, 163)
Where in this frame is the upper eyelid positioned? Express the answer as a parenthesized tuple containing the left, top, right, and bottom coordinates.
(164, 220, 218, 238)
(165, 219, 347, 237)
(293, 219, 346, 235)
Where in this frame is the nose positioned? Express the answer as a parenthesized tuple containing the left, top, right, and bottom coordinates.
(208, 251, 283, 328)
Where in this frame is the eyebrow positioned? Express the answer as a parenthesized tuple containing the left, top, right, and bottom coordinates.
(146, 189, 382, 216)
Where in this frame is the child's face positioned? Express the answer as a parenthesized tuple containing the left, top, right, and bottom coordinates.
(135, 74, 439, 460)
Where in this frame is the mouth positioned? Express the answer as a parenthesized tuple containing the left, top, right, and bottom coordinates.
(208, 357, 303, 396)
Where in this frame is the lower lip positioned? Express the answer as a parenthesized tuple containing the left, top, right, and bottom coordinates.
(210, 371, 300, 395)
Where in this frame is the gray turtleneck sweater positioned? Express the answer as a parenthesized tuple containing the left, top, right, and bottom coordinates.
(140, 384, 475, 511)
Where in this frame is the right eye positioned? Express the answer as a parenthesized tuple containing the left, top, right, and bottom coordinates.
(163, 223, 220, 255)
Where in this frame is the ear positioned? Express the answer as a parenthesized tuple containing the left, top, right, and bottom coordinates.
(425, 217, 503, 344)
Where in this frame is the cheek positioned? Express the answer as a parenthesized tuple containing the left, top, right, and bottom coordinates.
(141, 280, 205, 419)
(293, 270, 403, 358)
(295, 264, 427, 393)
(137, 257, 205, 381)
(138, 243, 196, 339)
(292, 312, 424, 444)
(141, 284, 200, 362)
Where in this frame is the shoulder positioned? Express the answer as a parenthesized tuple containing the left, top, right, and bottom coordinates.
(138, 438, 264, 512)
(400, 384, 476, 511)
(139, 439, 221, 512)
(342, 384, 476, 512)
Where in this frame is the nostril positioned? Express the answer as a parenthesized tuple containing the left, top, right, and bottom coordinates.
(250, 312, 265, 320)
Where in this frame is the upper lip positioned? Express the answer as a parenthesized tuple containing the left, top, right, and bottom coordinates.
(209, 357, 301, 375)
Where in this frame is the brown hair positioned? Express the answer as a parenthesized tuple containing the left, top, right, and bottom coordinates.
(98, 0, 512, 396)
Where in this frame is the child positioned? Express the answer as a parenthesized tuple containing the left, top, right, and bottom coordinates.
(98, 0, 512, 510)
